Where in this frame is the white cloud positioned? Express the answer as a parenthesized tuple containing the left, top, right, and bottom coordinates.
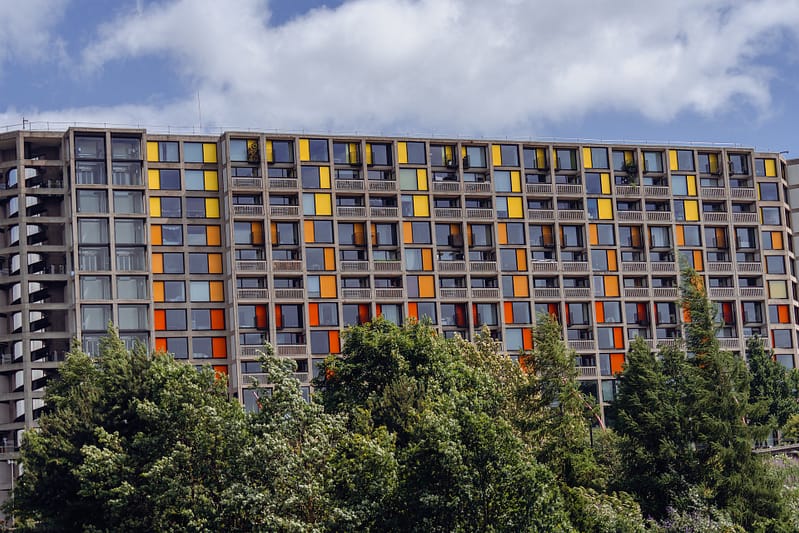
(5, 0, 799, 136)
(0, 0, 68, 71)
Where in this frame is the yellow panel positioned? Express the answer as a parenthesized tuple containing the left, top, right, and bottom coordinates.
(203, 143, 217, 163)
(675, 225, 685, 246)
(516, 249, 527, 270)
(149, 197, 161, 217)
(507, 197, 523, 218)
(582, 147, 592, 169)
(604, 275, 619, 297)
(366, 143, 373, 165)
(497, 223, 508, 245)
(511, 171, 521, 192)
(349, 143, 359, 164)
(461, 146, 467, 158)
(205, 198, 220, 218)
(624, 150, 633, 165)
(513, 275, 529, 297)
(769, 280, 788, 299)
(315, 193, 332, 216)
(320, 275, 337, 298)
(324, 247, 336, 270)
(247, 140, 258, 160)
(416, 169, 428, 191)
(413, 195, 429, 217)
(492, 145, 502, 166)
(208, 254, 223, 274)
(153, 282, 164, 302)
(597, 198, 613, 219)
(422, 248, 433, 271)
(708, 153, 719, 174)
(148, 169, 160, 189)
(419, 275, 435, 297)
(207, 226, 221, 246)
(146, 141, 159, 162)
(397, 142, 408, 164)
(299, 139, 310, 161)
(536, 148, 546, 169)
(684, 200, 699, 221)
(686, 175, 696, 196)
(151, 225, 162, 246)
(589, 224, 598, 246)
(607, 250, 617, 271)
(210, 281, 224, 302)
(668, 150, 678, 171)
(444, 146, 454, 162)
(600, 173, 611, 194)
(319, 166, 331, 189)
(152, 254, 164, 274)
(265, 140, 274, 163)
(765, 159, 777, 177)
(204, 170, 219, 191)
(304, 220, 315, 243)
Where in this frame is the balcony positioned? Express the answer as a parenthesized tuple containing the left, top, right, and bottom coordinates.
(732, 212, 758, 224)
(273, 260, 303, 272)
(440, 288, 467, 299)
(340, 261, 369, 272)
(577, 366, 598, 377)
(526, 183, 552, 194)
(336, 206, 367, 218)
(739, 287, 765, 298)
(624, 287, 650, 298)
(533, 288, 561, 299)
(233, 205, 264, 216)
(718, 338, 741, 350)
(268, 178, 298, 190)
(556, 184, 583, 195)
(469, 261, 497, 273)
(375, 288, 404, 299)
(470, 287, 500, 299)
(561, 261, 589, 272)
(464, 182, 491, 193)
(557, 210, 585, 221)
(730, 188, 756, 200)
(616, 185, 640, 196)
(703, 212, 729, 223)
(232, 177, 263, 189)
(341, 288, 372, 299)
(737, 262, 762, 274)
(622, 262, 648, 273)
(370, 207, 399, 218)
(617, 211, 644, 221)
(438, 261, 467, 273)
(652, 287, 679, 298)
(527, 209, 555, 221)
(569, 340, 595, 351)
(274, 288, 304, 299)
(368, 180, 396, 192)
(237, 288, 269, 300)
(432, 181, 461, 193)
(650, 262, 677, 273)
(645, 211, 673, 222)
(434, 207, 463, 219)
(269, 205, 300, 217)
(466, 208, 494, 219)
(277, 345, 307, 356)
(707, 262, 733, 273)
(644, 186, 670, 197)
(701, 187, 727, 199)
(240, 345, 265, 358)
(373, 261, 402, 272)
(334, 179, 364, 191)
(530, 260, 558, 272)
(236, 260, 269, 274)
(563, 287, 591, 298)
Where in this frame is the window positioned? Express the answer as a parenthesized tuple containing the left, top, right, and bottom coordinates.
(755, 158, 777, 177)
(238, 305, 268, 329)
(185, 170, 219, 191)
(473, 303, 498, 325)
(766, 256, 786, 274)
(592, 224, 615, 245)
(154, 280, 186, 302)
(155, 309, 187, 331)
(151, 196, 181, 218)
(583, 147, 608, 169)
(277, 304, 303, 329)
(187, 225, 221, 246)
(190, 281, 224, 302)
(649, 227, 671, 248)
(116, 247, 146, 271)
(117, 276, 147, 299)
(118, 305, 148, 330)
(147, 141, 179, 162)
(81, 276, 111, 300)
(77, 190, 108, 213)
(115, 219, 145, 245)
(303, 193, 333, 216)
(75, 136, 105, 159)
(598, 301, 622, 323)
(113, 190, 144, 214)
(187, 197, 220, 218)
(671, 175, 696, 196)
(79, 247, 111, 271)
(184, 142, 217, 163)
(670, 149, 695, 171)
(761, 207, 781, 225)
(642, 151, 662, 172)
(728, 153, 749, 175)
(499, 222, 525, 245)
(367, 143, 392, 166)
(494, 144, 519, 167)
(301, 165, 331, 189)
(82, 305, 112, 331)
(773, 330, 794, 349)
(191, 309, 225, 330)
(759, 182, 779, 201)
(76, 162, 107, 185)
(555, 149, 577, 170)
(158, 337, 188, 359)
(299, 139, 328, 162)
(681, 225, 702, 246)
(470, 225, 494, 247)
(561, 225, 584, 247)
(78, 219, 109, 244)
(305, 220, 334, 244)
(398, 141, 425, 165)
(189, 253, 223, 274)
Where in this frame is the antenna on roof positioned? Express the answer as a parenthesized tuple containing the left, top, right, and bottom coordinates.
(196, 92, 203, 132)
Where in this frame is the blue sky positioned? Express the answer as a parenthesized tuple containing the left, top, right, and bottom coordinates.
(1, 0, 798, 153)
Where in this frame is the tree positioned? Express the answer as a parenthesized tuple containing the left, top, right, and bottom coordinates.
(10, 329, 250, 531)
(746, 335, 797, 442)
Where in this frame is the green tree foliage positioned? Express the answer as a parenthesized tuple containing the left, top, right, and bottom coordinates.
(614, 268, 789, 531)
(746, 336, 798, 441)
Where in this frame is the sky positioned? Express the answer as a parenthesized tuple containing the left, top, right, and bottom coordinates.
(1, 0, 799, 153)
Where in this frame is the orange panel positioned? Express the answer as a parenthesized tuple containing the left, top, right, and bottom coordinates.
(206, 225, 221, 246)
(778, 305, 790, 323)
(683, 306, 691, 323)
(523, 328, 533, 351)
(613, 327, 624, 348)
(607, 250, 617, 271)
(504, 302, 514, 323)
(419, 275, 435, 297)
(209, 281, 224, 302)
(212, 337, 227, 358)
(208, 254, 223, 274)
(152, 254, 164, 273)
(210, 309, 225, 330)
(151, 225, 163, 245)
(213, 365, 227, 376)
(604, 276, 619, 297)
(497, 223, 508, 245)
(772, 231, 783, 249)
(329, 330, 341, 354)
(304, 220, 315, 243)
(693, 250, 703, 271)
(358, 304, 370, 324)
(516, 249, 527, 270)
(610, 353, 625, 374)
(675, 225, 684, 246)
(255, 305, 267, 329)
(251, 222, 264, 244)
(403, 222, 413, 244)
(513, 275, 529, 297)
(309, 303, 320, 326)
(275, 305, 283, 328)
(589, 224, 598, 246)
(422, 249, 433, 271)
(155, 338, 167, 352)
(320, 275, 337, 298)
(408, 302, 418, 319)
(594, 302, 604, 323)
(154, 310, 166, 331)
(153, 282, 165, 302)
(324, 248, 336, 270)
(270, 222, 278, 244)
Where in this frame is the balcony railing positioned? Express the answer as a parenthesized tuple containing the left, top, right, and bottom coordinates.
(569, 340, 596, 351)
(432, 181, 461, 193)
(336, 206, 367, 218)
(558, 210, 586, 221)
(563, 287, 591, 298)
(438, 261, 467, 272)
(530, 260, 558, 272)
(340, 261, 369, 272)
(273, 260, 303, 272)
(707, 262, 733, 272)
(341, 288, 372, 299)
(236, 260, 269, 273)
(335, 179, 364, 191)
(268, 178, 298, 189)
(621, 262, 648, 273)
(652, 287, 679, 298)
(616, 185, 640, 196)
(644, 186, 670, 197)
(739, 287, 765, 298)
(624, 287, 650, 298)
(719, 338, 741, 350)
(469, 261, 497, 272)
(434, 207, 463, 219)
(732, 212, 758, 224)
(703, 212, 729, 223)
(737, 262, 762, 273)
(561, 261, 589, 272)
(556, 184, 583, 195)
(645, 211, 673, 222)
(238, 288, 269, 300)
(233, 205, 264, 216)
(269, 205, 299, 217)
(440, 288, 468, 299)
(232, 177, 263, 189)
(701, 187, 727, 199)
(730, 188, 756, 200)
(533, 288, 561, 299)
(370, 207, 399, 218)
(277, 344, 307, 356)
(373, 261, 402, 272)
(466, 208, 494, 219)
(577, 366, 598, 377)
(464, 182, 491, 193)
(708, 287, 735, 299)
(617, 211, 644, 221)
(527, 209, 555, 221)
(368, 180, 396, 191)
(374, 288, 404, 299)
(470, 287, 500, 299)
(651, 262, 677, 273)
(274, 288, 304, 299)
(526, 183, 552, 194)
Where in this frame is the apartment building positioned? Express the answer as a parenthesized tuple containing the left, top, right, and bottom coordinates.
(1, 128, 798, 495)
